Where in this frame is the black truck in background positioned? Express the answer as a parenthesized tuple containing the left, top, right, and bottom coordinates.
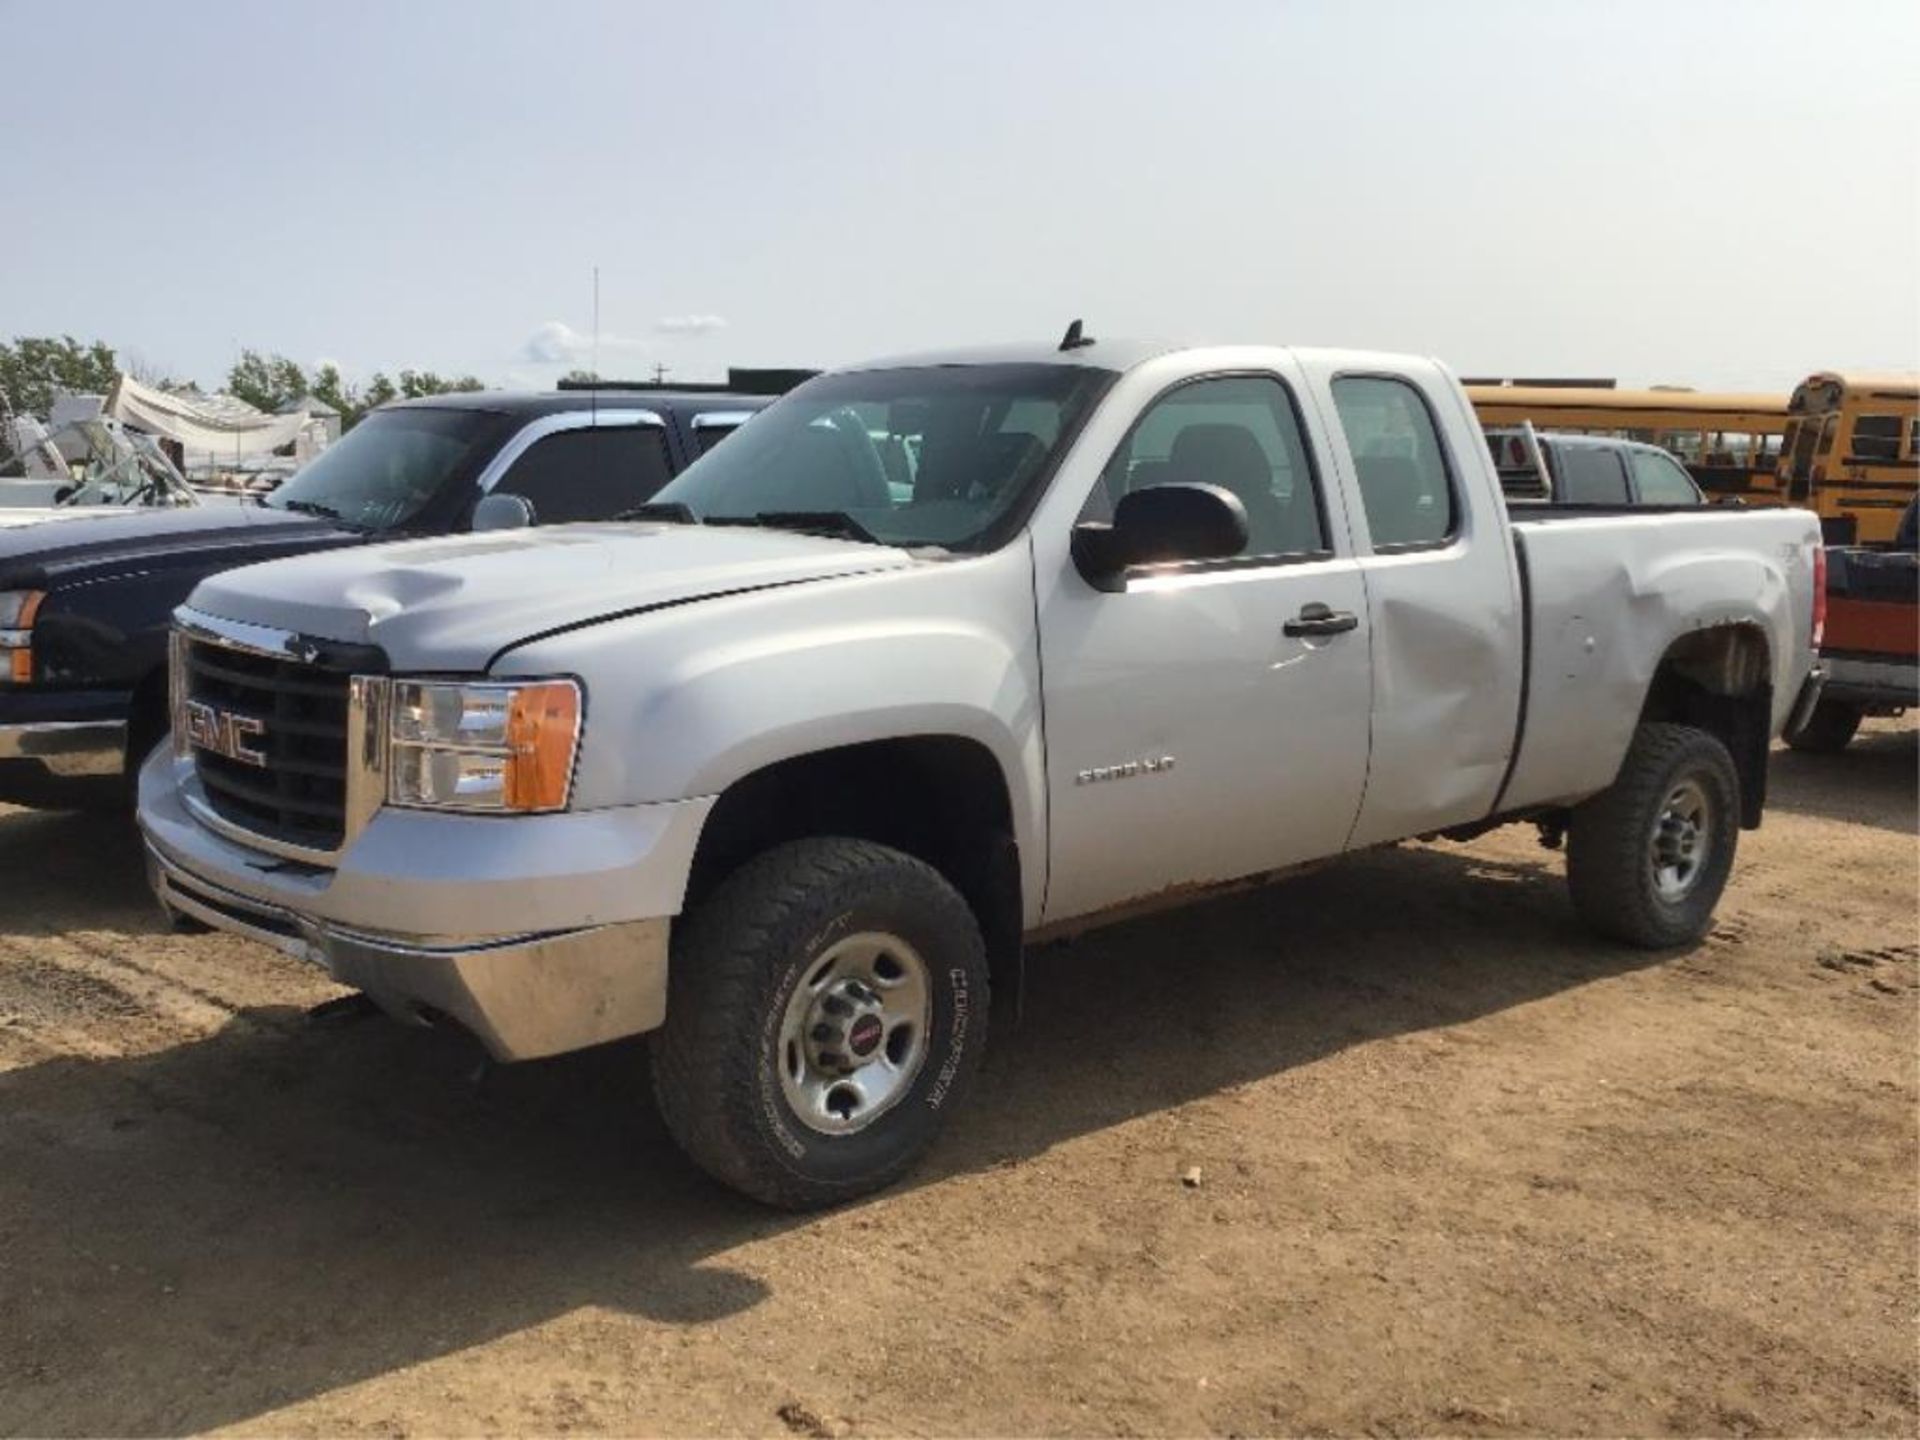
(0, 388, 772, 809)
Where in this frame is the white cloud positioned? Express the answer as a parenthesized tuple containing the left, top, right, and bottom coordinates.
(519, 320, 652, 365)
(654, 314, 728, 336)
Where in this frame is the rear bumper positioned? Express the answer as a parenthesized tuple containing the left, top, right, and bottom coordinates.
(1822, 654, 1919, 711)
(146, 842, 669, 1061)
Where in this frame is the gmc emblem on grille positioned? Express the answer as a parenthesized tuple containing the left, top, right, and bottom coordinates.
(184, 700, 267, 768)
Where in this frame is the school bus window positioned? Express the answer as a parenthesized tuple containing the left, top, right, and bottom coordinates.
(1908, 417, 1919, 457)
(1850, 415, 1904, 462)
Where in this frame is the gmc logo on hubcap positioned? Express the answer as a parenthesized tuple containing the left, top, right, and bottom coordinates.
(184, 700, 267, 768)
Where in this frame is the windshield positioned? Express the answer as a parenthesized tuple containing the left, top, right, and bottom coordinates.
(264, 407, 505, 530)
(653, 363, 1113, 550)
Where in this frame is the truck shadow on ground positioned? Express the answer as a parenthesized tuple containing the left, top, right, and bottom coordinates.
(0, 810, 1675, 1434)
(1766, 723, 1918, 836)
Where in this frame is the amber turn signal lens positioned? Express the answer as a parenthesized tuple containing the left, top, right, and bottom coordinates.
(504, 680, 582, 811)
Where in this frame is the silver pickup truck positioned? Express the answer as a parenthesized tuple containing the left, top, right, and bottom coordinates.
(138, 335, 1825, 1208)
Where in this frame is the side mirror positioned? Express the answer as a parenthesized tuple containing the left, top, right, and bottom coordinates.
(1071, 482, 1248, 589)
(471, 492, 535, 532)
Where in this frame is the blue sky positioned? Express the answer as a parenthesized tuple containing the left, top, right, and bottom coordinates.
(4, 0, 1915, 393)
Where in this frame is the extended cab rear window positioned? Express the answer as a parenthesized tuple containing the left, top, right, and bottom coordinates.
(1330, 376, 1457, 549)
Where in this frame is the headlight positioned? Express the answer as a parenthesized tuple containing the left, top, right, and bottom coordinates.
(0, 590, 45, 685)
(388, 678, 582, 813)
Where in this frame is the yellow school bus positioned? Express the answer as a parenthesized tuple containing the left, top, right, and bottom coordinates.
(1465, 384, 1789, 501)
(1777, 371, 1920, 544)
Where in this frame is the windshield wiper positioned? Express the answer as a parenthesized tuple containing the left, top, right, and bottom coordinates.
(713, 510, 881, 544)
(277, 498, 347, 522)
(615, 501, 699, 524)
(274, 497, 377, 533)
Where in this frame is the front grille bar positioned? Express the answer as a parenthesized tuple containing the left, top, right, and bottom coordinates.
(170, 608, 390, 865)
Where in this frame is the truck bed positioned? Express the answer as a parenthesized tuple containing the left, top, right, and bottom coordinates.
(1499, 506, 1820, 814)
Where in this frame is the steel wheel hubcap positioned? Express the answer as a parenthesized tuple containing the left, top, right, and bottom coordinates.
(777, 931, 931, 1135)
(1649, 777, 1712, 902)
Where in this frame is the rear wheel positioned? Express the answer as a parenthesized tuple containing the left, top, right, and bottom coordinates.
(1566, 722, 1739, 949)
(1782, 696, 1862, 754)
(650, 838, 988, 1209)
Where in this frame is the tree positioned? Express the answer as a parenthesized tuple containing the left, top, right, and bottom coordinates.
(396, 369, 485, 400)
(0, 336, 120, 418)
(226, 350, 309, 413)
(362, 373, 398, 411)
(561, 369, 601, 386)
(310, 363, 355, 419)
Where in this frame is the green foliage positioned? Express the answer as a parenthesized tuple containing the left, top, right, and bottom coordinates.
(225, 349, 310, 413)
(561, 369, 601, 385)
(0, 336, 120, 417)
(0, 335, 489, 433)
(396, 370, 486, 400)
(310, 363, 354, 420)
(362, 373, 398, 412)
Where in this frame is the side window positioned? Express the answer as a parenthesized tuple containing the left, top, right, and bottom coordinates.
(492, 425, 674, 524)
(1628, 449, 1701, 505)
(1555, 445, 1632, 504)
(1089, 375, 1327, 559)
(691, 422, 740, 456)
(1329, 376, 1457, 548)
(1850, 414, 1904, 462)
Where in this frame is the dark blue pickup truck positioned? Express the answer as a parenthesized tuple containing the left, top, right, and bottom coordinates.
(0, 388, 771, 809)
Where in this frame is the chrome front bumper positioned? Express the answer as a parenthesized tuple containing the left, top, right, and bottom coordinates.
(0, 719, 126, 777)
(147, 841, 670, 1061)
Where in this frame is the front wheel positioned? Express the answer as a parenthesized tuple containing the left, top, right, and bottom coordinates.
(1566, 722, 1740, 949)
(650, 838, 989, 1209)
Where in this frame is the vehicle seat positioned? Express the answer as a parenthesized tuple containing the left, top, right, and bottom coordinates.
(1355, 453, 1438, 546)
(776, 425, 891, 512)
(1167, 423, 1282, 554)
(915, 430, 1046, 505)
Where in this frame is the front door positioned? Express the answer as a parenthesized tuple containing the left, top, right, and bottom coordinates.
(1037, 370, 1374, 925)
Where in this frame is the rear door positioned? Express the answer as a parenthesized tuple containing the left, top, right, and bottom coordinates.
(1310, 365, 1525, 848)
(1037, 366, 1375, 924)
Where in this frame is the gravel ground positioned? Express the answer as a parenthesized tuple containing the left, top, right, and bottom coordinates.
(0, 721, 1914, 1437)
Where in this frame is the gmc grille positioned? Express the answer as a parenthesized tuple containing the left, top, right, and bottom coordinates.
(185, 638, 352, 851)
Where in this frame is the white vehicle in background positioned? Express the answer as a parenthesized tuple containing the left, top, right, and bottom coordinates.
(0, 416, 202, 524)
(140, 329, 1825, 1209)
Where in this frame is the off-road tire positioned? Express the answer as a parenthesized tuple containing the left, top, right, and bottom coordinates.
(1782, 697, 1862, 754)
(1566, 722, 1739, 949)
(650, 838, 989, 1209)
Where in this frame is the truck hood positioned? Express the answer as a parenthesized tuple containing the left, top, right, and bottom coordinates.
(186, 522, 918, 671)
(0, 502, 342, 587)
(0, 506, 135, 529)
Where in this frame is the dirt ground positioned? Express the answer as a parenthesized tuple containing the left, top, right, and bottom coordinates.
(0, 722, 1914, 1438)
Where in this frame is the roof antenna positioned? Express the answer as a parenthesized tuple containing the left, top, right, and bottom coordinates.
(590, 265, 600, 423)
(1058, 318, 1095, 352)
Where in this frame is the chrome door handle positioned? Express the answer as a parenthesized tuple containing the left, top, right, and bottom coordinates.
(1283, 603, 1359, 638)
